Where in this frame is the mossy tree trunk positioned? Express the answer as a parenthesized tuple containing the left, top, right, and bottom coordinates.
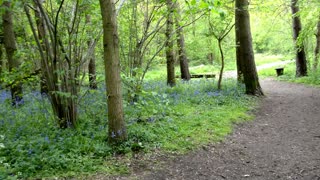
(235, 0, 263, 96)
(290, 0, 307, 77)
(166, 0, 176, 87)
(99, 0, 127, 144)
(2, 1, 24, 106)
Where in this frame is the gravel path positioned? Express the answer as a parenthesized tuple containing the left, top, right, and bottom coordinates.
(114, 79, 320, 180)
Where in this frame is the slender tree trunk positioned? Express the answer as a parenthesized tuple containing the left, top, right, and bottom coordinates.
(99, 0, 127, 144)
(2, 1, 24, 105)
(235, 2, 244, 82)
(86, 15, 97, 89)
(34, 0, 48, 94)
(192, 14, 196, 37)
(313, 15, 320, 71)
(291, 0, 307, 77)
(217, 39, 224, 90)
(235, 0, 263, 96)
(166, 0, 176, 87)
(175, 2, 190, 81)
(0, 44, 3, 77)
(131, 0, 140, 77)
(0, 43, 3, 88)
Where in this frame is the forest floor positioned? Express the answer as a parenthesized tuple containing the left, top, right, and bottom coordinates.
(105, 78, 320, 180)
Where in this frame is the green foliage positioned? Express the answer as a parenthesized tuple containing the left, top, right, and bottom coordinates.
(0, 78, 256, 178)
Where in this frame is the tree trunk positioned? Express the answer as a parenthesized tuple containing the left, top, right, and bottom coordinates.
(175, 2, 191, 81)
(166, 0, 176, 87)
(99, 0, 127, 144)
(86, 15, 97, 89)
(235, 0, 263, 96)
(217, 39, 224, 90)
(313, 15, 320, 71)
(26, 0, 80, 128)
(235, 3, 244, 82)
(0, 44, 3, 78)
(34, 0, 48, 94)
(2, 1, 23, 105)
(131, 0, 140, 77)
(291, 0, 307, 77)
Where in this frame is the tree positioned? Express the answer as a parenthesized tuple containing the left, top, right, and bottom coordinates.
(25, 0, 96, 128)
(2, 1, 24, 106)
(118, 1, 167, 101)
(235, 19, 244, 82)
(235, 0, 263, 96)
(99, 0, 127, 143)
(175, 2, 191, 81)
(0, 43, 3, 80)
(33, 0, 48, 94)
(166, 0, 176, 87)
(290, 0, 307, 77)
(86, 15, 97, 89)
(314, 15, 320, 71)
(235, 2, 244, 82)
(209, 19, 234, 90)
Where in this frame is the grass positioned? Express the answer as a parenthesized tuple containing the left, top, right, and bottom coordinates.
(254, 54, 290, 66)
(0, 78, 257, 179)
(258, 61, 320, 87)
(145, 53, 288, 81)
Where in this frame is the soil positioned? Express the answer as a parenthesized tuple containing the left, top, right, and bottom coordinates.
(105, 79, 320, 180)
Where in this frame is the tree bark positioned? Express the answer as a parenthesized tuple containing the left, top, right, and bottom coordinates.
(313, 15, 320, 71)
(0, 44, 3, 77)
(86, 15, 97, 89)
(175, 2, 191, 81)
(99, 0, 127, 144)
(34, 0, 48, 94)
(217, 39, 224, 90)
(2, 1, 24, 105)
(166, 0, 176, 87)
(131, 0, 140, 77)
(27, 0, 79, 128)
(235, 2, 244, 82)
(235, 0, 263, 96)
(290, 0, 307, 77)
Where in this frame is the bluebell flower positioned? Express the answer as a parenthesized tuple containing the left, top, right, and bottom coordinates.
(0, 90, 10, 103)
(147, 117, 155, 123)
(117, 129, 122, 135)
(44, 136, 50, 143)
(67, 121, 72, 128)
(28, 148, 33, 155)
(111, 131, 116, 138)
(194, 90, 200, 95)
(207, 91, 220, 97)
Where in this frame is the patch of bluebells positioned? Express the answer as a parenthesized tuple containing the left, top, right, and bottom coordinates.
(207, 91, 221, 97)
(0, 90, 10, 103)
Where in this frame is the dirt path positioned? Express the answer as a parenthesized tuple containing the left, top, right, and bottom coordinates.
(114, 79, 320, 180)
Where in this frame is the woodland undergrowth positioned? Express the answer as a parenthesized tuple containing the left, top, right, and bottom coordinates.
(0, 79, 256, 179)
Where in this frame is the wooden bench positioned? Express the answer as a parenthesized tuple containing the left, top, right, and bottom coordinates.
(275, 67, 284, 76)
